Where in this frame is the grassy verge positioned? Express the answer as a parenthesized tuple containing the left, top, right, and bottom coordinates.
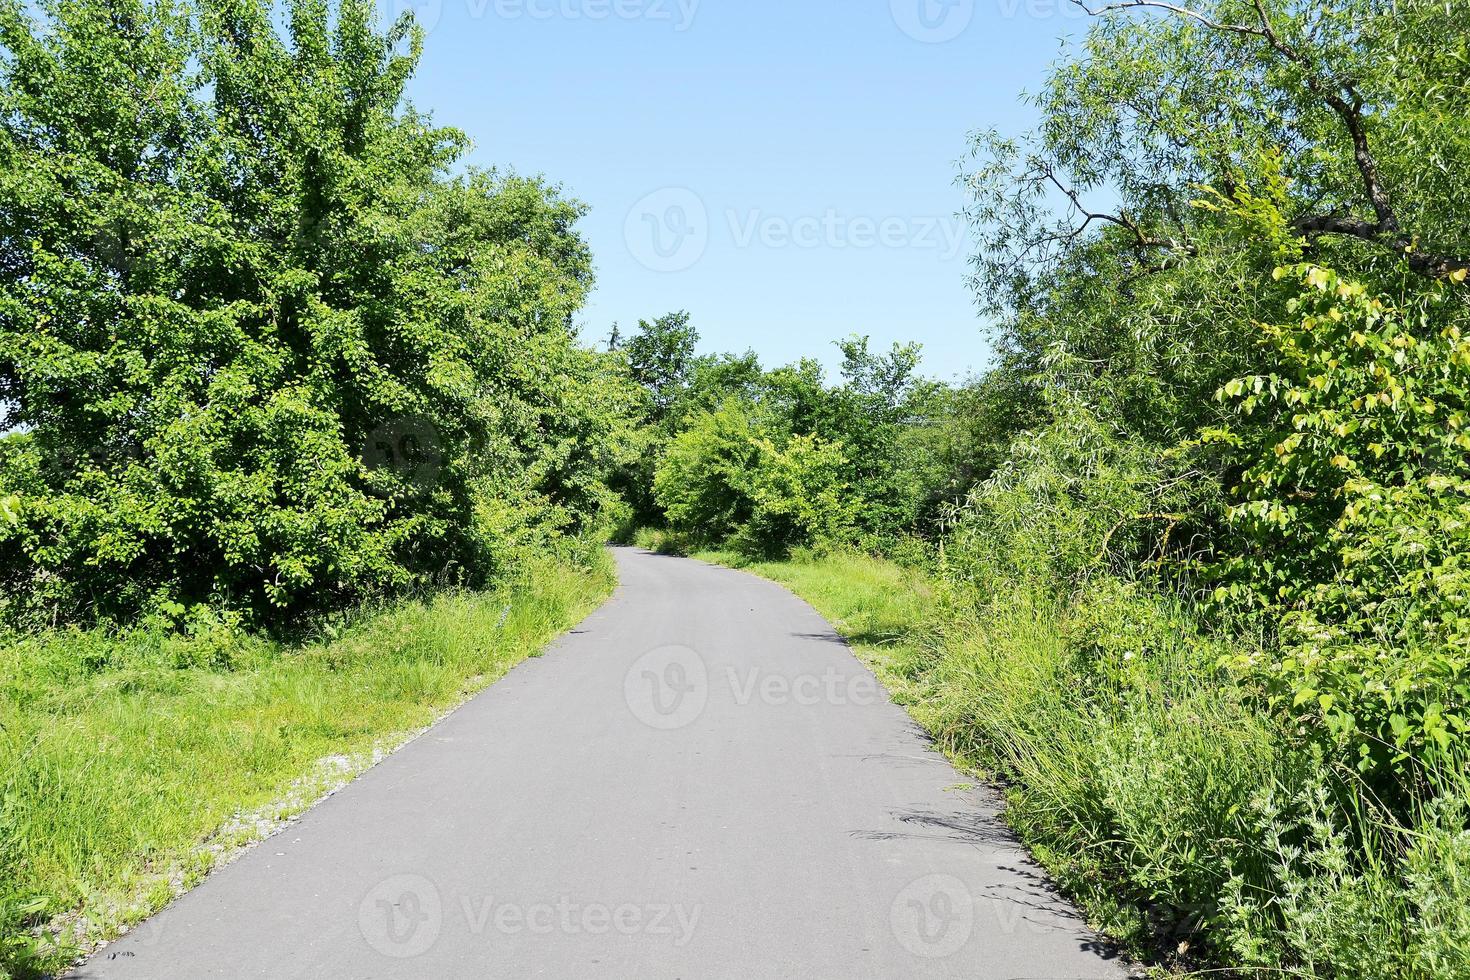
(688, 542, 1470, 978)
(0, 551, 615, 979)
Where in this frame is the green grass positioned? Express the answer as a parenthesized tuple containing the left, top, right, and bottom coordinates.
(0, 552, 615, 978)
(694, 544, 1470, 978)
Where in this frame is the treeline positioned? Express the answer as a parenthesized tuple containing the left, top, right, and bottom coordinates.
(630, 0, 1470, 975)
(610, 312, 967, 556)
(0, 0, 640, 629)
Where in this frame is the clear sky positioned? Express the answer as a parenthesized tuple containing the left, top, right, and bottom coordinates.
(392, 0, 1092, 379)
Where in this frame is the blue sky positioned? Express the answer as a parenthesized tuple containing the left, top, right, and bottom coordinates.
(393, 0, 1092, 379)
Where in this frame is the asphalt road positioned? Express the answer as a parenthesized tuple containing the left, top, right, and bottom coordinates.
(76, 548, 1127, 979)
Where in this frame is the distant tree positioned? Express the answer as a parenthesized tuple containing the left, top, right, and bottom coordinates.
(624, 311, 699, 424)
(652, 400, 761, 542)
(836, 336, 923, 412)
(652, 398, 853, 555)
(680, 351, 765, 423)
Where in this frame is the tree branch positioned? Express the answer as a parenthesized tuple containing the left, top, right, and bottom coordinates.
(1041, 167, 1195, 256)
(1070, 0, 1470, 278)
(1294, 214, 1470, 276)
(1072, 0, 1261, 36)
(1242, 0, 1398, 233)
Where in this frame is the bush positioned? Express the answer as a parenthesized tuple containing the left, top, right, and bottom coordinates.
(652, 400, 855, 556)
(927, 308, 1470, 971)
(652, 400, 761, 542)
(1207, 263, 1470, 780)
(731, 432, 853, 556)
(914, 561, 1470, 976)
(939, 393, 1211, 598)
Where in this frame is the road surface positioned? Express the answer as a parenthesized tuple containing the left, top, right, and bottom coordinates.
(76, 548, 1127, 979)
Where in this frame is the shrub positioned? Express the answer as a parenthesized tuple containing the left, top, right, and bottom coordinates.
(1208, 262, 1470, 779)
(652, 400, 855, 556)
(652, 400, 761, 542)
(939, 393, 1210, 599)
(732, 432, 853, 556)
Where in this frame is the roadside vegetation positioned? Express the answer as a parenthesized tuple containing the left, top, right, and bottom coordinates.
(2, 0, 1468, 977)
(0, 551, 612, 975)
(622, 1, 1470, 975)
(0, 0, 639, 629)
(0, 1, 634, 975)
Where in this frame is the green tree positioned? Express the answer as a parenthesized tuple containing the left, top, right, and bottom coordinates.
(951, 0, 1470, 779)
(736, 432, 853, 555)
(0, 0, 631, 625)
(652, 399, 762, 542)
(624, 310, 699, 425)
(652, 397, 854, 555)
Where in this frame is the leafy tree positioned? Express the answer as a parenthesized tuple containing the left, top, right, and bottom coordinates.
(637, 333, 964, 548)
(836, 335, 923, 408)
(623, 310, 699, 425)
(951, 0, 1470, 783)
(902, 363, 1044, 527)
(829, 336, 940, 533)
(968, 0, 1469, 318)
(652, 397, 855, 555)
(652, 400, 762, 541)
(960, 0, 1470, 485)
(921, 4, 1470, 963)
(0, 0, 632, 625)
(680, 350, 765, 423)
(735, 432, 853, 555)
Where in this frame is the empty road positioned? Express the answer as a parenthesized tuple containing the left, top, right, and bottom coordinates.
(77, 548, 1126, 979)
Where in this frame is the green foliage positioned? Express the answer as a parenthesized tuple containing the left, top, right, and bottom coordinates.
(621, 310, 699, 425)
(967, 0, 1470, 315)
(0, 0, 635, 627)
(941, 393, 1210, 596)
(652, 399, 762, 541)
(651, 400, 854, 555)
(902, 0, 1470, 972)
(1207, 260, 1470, 774)
(733, 432, 853, 556)
(950, 0, 1470, 766)
(632, 328, 961, 555)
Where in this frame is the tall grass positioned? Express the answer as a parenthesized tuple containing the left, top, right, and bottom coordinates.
(718, 545, 1470, 978)
(0, 551, 615, 978)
